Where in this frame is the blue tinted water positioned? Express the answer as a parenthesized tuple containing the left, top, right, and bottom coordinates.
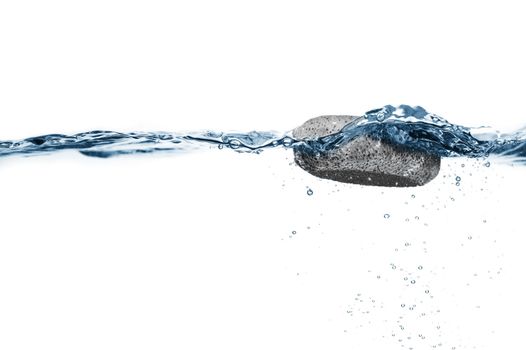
(1, 105, 525, 163)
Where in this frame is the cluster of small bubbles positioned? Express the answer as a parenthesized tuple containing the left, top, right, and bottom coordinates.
(306, 188, 313, 196)
(384, 213, 390, 219)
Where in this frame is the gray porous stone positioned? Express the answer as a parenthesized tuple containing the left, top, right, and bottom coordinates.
(292, 115, 440, 187)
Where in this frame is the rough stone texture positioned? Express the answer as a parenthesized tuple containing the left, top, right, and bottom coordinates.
(293, 115, 441, 187)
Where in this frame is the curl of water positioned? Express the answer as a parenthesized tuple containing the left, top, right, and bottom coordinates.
(299, 105, 526, 164)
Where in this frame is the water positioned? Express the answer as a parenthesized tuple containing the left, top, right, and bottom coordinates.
(2, 105, 525, 350)
(1, 105, 526, 163)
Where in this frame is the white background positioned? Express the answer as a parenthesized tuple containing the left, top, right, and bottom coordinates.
(1, 1, 525, 349)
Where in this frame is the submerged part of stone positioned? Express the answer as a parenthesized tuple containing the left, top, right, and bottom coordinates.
(292, 115, 441, 187)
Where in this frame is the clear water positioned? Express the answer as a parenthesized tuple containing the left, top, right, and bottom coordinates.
(1, 105, 526, 163)
(2, 105, 524, 350)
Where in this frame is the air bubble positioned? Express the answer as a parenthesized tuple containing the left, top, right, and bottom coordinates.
(282, 137, 293, 147)
(484, 161, 491, 167)
(228, 139, 241, 149)
(307, 188, 313, 196)
(292, 230, 297, 235)
(384, 213, 390, 219)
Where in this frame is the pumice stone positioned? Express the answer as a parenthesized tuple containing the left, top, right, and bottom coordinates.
(292, 115, 441, 187)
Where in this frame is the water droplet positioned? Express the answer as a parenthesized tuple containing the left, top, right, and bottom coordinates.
(307, 188, 313, 196)
(384, 213, 390, 219)
(484, 161, 491, 167)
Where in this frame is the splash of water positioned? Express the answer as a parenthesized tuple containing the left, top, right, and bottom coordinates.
(1, 105, 525, 163)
